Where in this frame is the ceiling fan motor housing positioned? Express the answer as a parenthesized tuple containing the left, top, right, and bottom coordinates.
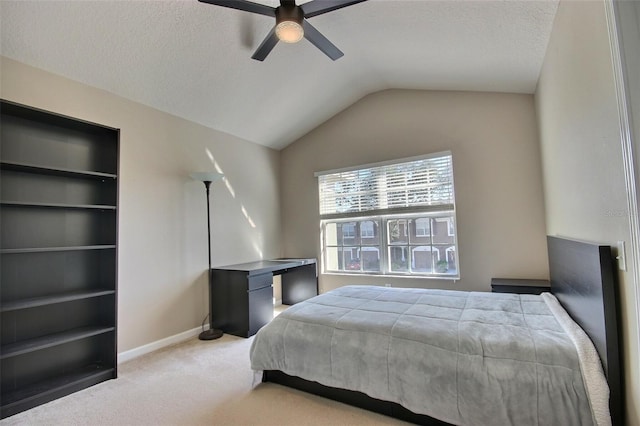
(276, 5, 304, 25)
(275, 4, 304, 43)
(276, 4, 304, 24)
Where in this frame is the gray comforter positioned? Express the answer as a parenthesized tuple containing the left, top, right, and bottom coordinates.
(250, 285, 599, 426)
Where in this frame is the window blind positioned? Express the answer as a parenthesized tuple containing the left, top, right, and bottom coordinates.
(317, 153, 454, 216)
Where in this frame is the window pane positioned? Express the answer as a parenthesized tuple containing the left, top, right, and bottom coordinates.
(409, 217, 431, 244)
(325, 246, 340, 271)
(359, 220, 379, 245)
(343, 247, 360, 271)
(435, 245, 457, 275)
(360, 220, 373, 237)
(411, 246, 435, 273)
(325, 222, 338, 246)
(361, 247, 380, 272)
(433, 217, 455, 244)
(340, 222, 356, 244)
(389, 246, 409, 272)
(388, 219, 408, 244)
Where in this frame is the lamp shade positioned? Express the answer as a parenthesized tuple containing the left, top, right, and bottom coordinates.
(190, 171, 224, 182)
(276, 21, 304, 43)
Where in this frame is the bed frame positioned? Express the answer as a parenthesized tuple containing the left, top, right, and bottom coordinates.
(546, 236, 622, 425)
(262, 236, 623, 425)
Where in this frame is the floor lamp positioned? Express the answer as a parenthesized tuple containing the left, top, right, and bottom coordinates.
(191, 171, 225, 340)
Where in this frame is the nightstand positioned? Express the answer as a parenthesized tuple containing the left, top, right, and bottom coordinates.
(491, 278, 550, 295)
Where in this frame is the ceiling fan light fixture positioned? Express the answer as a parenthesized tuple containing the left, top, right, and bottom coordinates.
(275, 21, 304, 43)
(275, 5, 305, 43)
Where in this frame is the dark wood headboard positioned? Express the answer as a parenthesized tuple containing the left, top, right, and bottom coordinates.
(547, 236, 622, 425)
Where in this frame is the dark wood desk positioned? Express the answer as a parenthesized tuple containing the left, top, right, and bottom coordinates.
(210, 259, 318, 337)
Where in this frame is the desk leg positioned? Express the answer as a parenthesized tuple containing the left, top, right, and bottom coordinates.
(281, 264, 318, 305)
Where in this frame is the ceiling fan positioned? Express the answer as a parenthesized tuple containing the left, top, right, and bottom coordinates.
(198, 0, 369, 61)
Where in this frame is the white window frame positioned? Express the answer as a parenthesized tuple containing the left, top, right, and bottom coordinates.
(316, 152, 459, 279)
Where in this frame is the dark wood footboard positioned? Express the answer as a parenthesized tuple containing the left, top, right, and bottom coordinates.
(262, 370, 452, 426)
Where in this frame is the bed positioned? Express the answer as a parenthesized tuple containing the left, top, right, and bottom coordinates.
(249, 236, 622, 425)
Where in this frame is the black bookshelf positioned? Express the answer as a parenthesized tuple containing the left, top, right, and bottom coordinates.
(0, 99, 119, 418)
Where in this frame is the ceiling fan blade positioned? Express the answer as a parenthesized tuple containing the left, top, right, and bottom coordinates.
(300, 0, 368, 18)
(302, 20, 343, 60)
(198, 0, 275, 17)
(251, 27, 279, 61)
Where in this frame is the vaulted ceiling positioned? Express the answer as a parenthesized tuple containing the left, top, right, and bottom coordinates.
(0, 0, 558, 150)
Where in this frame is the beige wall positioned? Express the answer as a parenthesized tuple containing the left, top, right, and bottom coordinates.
(535, 1, 639, 424)
(281, 89, 548, 293)
(0, 57, 282, 353)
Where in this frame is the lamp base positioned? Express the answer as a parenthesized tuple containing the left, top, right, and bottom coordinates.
(198, 328, 224, 341)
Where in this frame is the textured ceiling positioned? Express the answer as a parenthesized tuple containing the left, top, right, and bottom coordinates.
(0, 0, 558, 150)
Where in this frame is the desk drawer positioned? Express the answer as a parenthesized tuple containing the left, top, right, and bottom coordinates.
(248, 285, 274, 336)
(248, 273, 273, 291)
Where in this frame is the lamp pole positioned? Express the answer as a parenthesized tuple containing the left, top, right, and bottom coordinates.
(191, 172, 224, 341)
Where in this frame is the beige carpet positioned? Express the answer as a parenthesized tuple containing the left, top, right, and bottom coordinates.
(1, 334, 409, 426)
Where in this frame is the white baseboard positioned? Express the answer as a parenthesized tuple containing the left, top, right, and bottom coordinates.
(117, 325, 206, 364)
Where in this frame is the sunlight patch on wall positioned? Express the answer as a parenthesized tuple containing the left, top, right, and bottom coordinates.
(252, 242, 264, 259)
(206, 148, 235, 198)
(241, 205, 256, 228)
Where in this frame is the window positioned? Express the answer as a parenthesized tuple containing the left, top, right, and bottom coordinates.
(316, 152, 459, 278)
